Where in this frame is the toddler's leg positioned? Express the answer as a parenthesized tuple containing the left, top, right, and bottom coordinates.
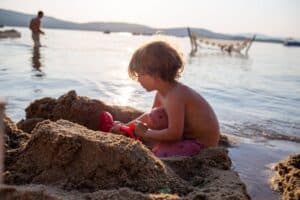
(152, 139, 205, 157)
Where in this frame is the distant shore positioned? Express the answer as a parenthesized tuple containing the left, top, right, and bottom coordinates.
(1, 8, 296, 44)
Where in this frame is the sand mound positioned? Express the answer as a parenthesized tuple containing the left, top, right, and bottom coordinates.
(2, 91, 250, 199)
(17, 90, 230, 148)
(0, 184, 60, 200)
(3, 115, 30, 150)
(5, 119, 190, 194)
(271, 154, 300, 200)
(163, 148, 250, 200)
(0, 184, 181, 200)
(3, 118, 250, 199)
(2, 119, 251, 199)
(2, 114, 30, 169)
(18, 90, 142, 132)
(17, 117, 44, 134)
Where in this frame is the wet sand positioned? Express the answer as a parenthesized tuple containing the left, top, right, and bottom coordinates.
(229, 136, 299, 200)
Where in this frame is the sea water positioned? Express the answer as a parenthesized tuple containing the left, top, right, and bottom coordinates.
(0, 27, 299, 199)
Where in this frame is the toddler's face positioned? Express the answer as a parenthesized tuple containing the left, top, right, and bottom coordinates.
(148, 107, 168, 130)
(137, 73, 156, 91)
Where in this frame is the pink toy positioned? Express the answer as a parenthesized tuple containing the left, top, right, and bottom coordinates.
(99, 111, 114, 132)
(99, 111, 141, 140)
(148, 107, 168, 130)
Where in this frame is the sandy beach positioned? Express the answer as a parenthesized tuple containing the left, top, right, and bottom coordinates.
(1, 90, 252, 199)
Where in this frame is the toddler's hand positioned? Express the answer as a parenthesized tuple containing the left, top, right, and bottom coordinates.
(134, 121, 148, 138)
(110, 121, 123, 135)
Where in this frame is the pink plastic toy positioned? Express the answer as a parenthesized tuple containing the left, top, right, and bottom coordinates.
(99, 111, 141, 140)
(99, 111, 114, 132)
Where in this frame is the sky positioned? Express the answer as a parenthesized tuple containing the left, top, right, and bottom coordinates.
(1, 0, 300, 38)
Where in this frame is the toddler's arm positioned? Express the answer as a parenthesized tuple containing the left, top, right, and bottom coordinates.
(126, 112, 151, 127)
(110, 121, 124, 135)
(135, 92, 184, 142)
(127, 92, 162, 127)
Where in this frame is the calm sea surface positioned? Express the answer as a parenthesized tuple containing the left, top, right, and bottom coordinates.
(1, 27, 300, 199)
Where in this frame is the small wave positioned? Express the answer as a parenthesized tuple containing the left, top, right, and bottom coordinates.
(221, 120, 300, 143)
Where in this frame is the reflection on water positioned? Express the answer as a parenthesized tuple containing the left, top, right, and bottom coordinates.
(185, 48, 253, 82)
(31, 46, 45, 77)
(32, 46, 42, 70)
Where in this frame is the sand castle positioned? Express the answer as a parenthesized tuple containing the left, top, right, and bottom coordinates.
(1, 91, 250, 199)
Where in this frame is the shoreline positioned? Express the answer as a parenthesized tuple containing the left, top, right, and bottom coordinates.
(228, 135, 299, 200)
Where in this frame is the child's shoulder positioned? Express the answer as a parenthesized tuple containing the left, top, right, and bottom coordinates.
(167, 82, 189, 97)
(161, 82, 199, 100)
(175, 82, 203, 99)
(176, 82, 194, 93)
